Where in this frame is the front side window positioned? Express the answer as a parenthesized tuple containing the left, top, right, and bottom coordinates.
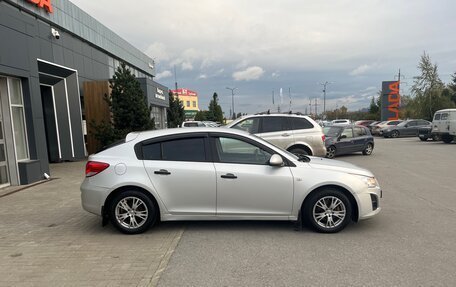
(8, 78, 28, 161)
(232, 118, 260, 133)
(434, 113, 441, 120)
(261, 117, 290, 133)
(142, 138, 206, 162)
(215, 137, 272, 165)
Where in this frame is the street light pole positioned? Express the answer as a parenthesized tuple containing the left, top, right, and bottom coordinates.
(320, 81, 332, 119)
(226, 87, 237, 119)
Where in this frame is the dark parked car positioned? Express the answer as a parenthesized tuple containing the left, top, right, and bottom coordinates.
(382, 119, 431, 138)
(418, 126, 441, 141)
(323, 125, 374, 159)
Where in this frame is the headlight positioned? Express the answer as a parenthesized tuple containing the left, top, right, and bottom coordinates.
(354, 175, 380, 188)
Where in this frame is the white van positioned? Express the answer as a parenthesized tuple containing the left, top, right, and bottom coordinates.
(432, 109, 456, 143)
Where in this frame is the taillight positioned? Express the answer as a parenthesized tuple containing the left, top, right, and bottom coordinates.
(322, 135, 326, 142)
(85, 161, 110, 177)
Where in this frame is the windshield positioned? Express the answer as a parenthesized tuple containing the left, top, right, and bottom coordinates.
(323, 126, 343, 137)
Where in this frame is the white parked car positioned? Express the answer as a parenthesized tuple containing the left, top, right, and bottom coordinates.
(331, 119, 351, 125)
(432, 109, 456, 143)
(81, 128, 382, 234)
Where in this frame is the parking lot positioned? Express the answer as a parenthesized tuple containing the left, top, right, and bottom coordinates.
(1, 137, 455, 286)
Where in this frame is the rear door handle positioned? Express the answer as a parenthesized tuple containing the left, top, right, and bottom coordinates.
(281, 133, 291, 137)
(154, 169, 171, 175)
(221, 173, 237, 179)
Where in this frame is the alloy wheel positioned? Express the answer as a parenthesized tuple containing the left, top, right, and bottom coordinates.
(313, 196, 346, 229)
(115, 196, 149, 229)
(326, 146, 336, 159)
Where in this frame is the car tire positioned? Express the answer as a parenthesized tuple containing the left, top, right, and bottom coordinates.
(289, 147, 310, 157)
(390, 130, 399, 138)
(432, 134, 441, 141)
(362, 143, 374, 155)
(442, 135, 454, 144)
(303, 189, 352, 233)
(326, 146, 336, 159)
(419, 137, 427, 141)
(109, 190, 157, 234)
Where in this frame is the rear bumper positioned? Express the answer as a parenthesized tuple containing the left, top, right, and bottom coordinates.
(80, 180, 110, 216)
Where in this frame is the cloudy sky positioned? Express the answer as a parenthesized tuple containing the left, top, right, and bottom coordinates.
(72, 0, 456, 115)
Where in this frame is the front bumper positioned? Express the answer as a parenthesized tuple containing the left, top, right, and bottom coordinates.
(355, 186, 382, 221)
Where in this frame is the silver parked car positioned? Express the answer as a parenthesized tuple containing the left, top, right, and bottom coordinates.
(81, 128, 381, 234)
(226, 113, 326, 157)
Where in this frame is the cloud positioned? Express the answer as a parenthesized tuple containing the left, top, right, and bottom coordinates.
(181, 62, 194, 71)
(349, 64, 373, 76)
(198, 74, 207, 79)
(232, 66, 265, 81)
(145, 42, 170, 62)
(271, 72, 280, 78)
(155, 70, 172, 80)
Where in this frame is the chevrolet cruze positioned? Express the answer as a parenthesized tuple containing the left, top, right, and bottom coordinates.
(81, 128, 381, 234)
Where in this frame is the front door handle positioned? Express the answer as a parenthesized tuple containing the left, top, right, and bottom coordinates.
(281, 133, 291, 137)
(221, 173, 237, 179)
(154, 169, 171, 175)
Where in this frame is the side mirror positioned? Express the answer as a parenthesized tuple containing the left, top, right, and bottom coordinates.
(269, 154, 284, 167)
(339, 135, 347, 140)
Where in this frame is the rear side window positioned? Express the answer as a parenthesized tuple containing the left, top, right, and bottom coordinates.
(354, 127, 366, 137)
(142, 138, 206, 162)
(292, 117, 314, 130)
(261, 117, 290, 133)
(441, 113, 449, 120)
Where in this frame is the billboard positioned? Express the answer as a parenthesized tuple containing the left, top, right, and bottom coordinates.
(381, 81, 400, 121)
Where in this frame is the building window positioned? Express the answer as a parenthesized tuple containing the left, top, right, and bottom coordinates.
(186, 101, 190, 107)
(8, 78, 29, 161)
(193, 101, 196, 107)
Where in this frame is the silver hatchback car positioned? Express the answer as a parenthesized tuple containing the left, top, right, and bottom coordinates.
(81, 128, 381, 234)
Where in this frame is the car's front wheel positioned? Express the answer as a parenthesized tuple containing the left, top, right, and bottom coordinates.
(109, 190, 157, 234)
(362, 143, 373, 155)
(304, 189, 352, 233)
(442, 135, 454, 143)
(326, 146, 336, 159)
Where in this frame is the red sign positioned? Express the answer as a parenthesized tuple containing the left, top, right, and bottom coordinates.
(387, 81, 400, 120)
(28, 0, 53, 13)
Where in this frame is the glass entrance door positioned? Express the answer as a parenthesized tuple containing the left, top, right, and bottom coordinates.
(0, 87, 10, 187)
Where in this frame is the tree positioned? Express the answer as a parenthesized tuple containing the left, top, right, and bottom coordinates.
(448, 72, 456, 105)
(167, 91, 185, 128)
(93, 63, 154, 147)
(206, 92, 224, 123)
(410, 52, 447, 120)
(194, 110, 207, 121)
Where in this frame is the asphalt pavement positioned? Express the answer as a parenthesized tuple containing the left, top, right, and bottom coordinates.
(157, 137, 456, 287)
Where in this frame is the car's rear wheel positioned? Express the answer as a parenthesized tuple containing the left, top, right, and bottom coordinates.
(390, 130, 399, 138)
(362, 143, 373, 155)
(419, 137, 427, 141)
(109, 190, 157, 234)
(432, 134, 441, 141)
(289, 147, 310, 157)
(326, 146, 336, 159)
(304, 189, 352, 233)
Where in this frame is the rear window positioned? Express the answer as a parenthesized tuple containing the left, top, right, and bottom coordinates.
(142, 138, 206, 162)
(261, 117, 290, 133)
(292, 117, 314, 130)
